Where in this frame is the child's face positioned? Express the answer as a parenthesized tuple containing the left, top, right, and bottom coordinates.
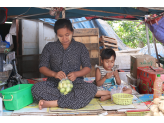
(101, 55, 115, 70)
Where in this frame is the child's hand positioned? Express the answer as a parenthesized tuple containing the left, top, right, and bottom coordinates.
(122, 87, 127, 91)
(105, 72, 113, 79)
(67, 72, 77, 82)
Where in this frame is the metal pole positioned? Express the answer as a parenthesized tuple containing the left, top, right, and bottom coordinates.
(0, 53, 4, 72)
(145, 23, 151, 55)
(152, 34, 160, 67)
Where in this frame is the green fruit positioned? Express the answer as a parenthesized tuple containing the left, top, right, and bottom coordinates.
(59, 83, 62, 88)
(67, 83, 71, 87)
(70, 84, 73, 88)
(62, 80, 66, 84)
(63, 83, 67, 88)
(60, 88, 65, 93)
(57, 86, 60, 90)
(63, 91, 68, 95)
(65, 80, 70, 84)
(66, 87, 71, 93)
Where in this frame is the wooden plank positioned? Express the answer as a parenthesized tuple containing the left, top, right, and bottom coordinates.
(16, 19, 20, 55)
(85, 43, 99, 50)
(90, 36, 98, 43)
(113, 48, 119, 51)
(90, 50, 99, 58)
(90, 58, 99, 65)
(102, 35, 116, 40)
(85, 65, 97, 77)
(73, 28, 99, 37)
(100, 48, 118, 54)
(102, 38, 117, 44)
(73, 28, 100, 77)
(81, 36, 90, 43)
(104, 43, 118, 48)
(74, 37, 82, 42)
(90, 65, 96, 77)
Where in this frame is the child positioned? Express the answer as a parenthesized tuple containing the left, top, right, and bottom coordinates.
(94, 48, 132, 101)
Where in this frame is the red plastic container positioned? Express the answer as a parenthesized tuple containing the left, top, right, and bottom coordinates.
(137, 66, 164, 94)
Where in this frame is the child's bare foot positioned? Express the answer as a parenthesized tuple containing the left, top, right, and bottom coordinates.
(38, 100, 58, 110)
(100, 95, 111, 101)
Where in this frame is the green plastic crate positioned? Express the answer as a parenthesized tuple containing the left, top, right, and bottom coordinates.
(0, 84, 34, 110)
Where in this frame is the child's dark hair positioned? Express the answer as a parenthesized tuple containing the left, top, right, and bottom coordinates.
(101, 48, 116, 60)
(54, 19, 73, 34)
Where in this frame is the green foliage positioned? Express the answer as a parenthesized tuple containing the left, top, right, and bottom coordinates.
(107, 21, 153, 48)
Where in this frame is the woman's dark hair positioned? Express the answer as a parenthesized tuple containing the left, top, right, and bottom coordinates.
(100, 48, 116, 60)
(54, 19, 73, 34)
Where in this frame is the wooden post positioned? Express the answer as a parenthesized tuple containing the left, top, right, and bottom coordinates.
(145, 23, 151, 56)
(62, 8, 65, 19)
(16, 19, 19, 55)
(152, 34, 160, 67)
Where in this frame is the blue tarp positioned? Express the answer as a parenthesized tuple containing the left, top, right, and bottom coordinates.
(139, 43, 164, 59)
(40, 17, 129, 50)
(40, 17, 164, 58)
(5, 7, 164, 21)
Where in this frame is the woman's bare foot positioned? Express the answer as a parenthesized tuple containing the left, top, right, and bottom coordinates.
(100, 95, 111, 101)
(38, 100, 58, 110)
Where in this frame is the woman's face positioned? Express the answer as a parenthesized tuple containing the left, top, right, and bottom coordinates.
(57, 27, 73, 45)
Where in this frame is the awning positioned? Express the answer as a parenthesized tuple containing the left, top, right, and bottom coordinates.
(4, 7, 164, 21)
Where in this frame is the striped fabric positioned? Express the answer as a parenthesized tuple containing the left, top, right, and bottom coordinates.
(94, 65, 116, 91)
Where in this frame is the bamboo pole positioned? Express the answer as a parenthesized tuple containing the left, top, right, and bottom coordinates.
(145, 23, 151, 55)
(152, 34, 160, 67)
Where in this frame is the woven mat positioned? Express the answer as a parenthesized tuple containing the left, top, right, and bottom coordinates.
(49, 98, 103, 115)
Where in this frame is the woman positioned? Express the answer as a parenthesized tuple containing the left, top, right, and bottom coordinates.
(31, 19, 98, 109)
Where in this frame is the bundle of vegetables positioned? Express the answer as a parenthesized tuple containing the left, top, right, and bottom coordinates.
(58, 78, 73, 95)
(145, 96, 164, 116)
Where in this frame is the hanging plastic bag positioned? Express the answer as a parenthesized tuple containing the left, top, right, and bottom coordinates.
(3, 64, 13, 71)
(110, 84, 125, 101)
(5, 33, 13, 46)
(58, 77, 73, 95)
(148, 16, 164, 43)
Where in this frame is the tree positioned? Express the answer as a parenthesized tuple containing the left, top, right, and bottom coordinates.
(107, 20, 153, 48)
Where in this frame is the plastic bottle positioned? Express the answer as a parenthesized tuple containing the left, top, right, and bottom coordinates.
(153, 74, 163, 99)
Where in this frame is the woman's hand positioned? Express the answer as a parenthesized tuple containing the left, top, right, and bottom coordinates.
(67, 72, 77, 81)
(54, 71, 66, 80)
(105, 72, 113, 79)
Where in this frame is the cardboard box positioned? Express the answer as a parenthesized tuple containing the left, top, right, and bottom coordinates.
(137, 66, 164, 94)
(130, 54, 156, 79)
